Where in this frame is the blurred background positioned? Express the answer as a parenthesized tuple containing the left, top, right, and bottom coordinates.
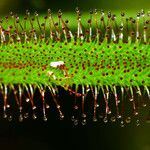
(0, 0, 149, 15)
(0, 0, 150, 150)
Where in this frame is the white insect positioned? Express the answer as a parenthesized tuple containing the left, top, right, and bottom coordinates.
(50, 61, 64, 68)
(48, 61, 66, 80)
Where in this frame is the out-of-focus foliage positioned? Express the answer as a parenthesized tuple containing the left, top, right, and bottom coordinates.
(0, 0, 149, 15)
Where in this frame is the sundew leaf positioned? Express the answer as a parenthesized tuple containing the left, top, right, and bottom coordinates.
(0, 9, 149, 125)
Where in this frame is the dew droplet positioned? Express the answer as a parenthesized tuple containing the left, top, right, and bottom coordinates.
(32, 106, 36, 110)
(74, 105, 78, 110)
(43, 115, 48, 122)
(24, 113, 29, 119)
(117, 115, 122, 119)
(93, 117, 98, 122)
(118, 100, 121, 103)
(19, 114, 23, 122)
(8, 115, 12, 122)
(110, 116, 116, 122)
(125, 117, 131, 124)
(81, 119, 87, 125)
(6, 104, 10, 108)
(96, 104, 99, 108)
(32, 113, 37, 120)
(129, 98, 133, 102)
(136, 119, 140, 126)
(74, 119, 79, 126)
(46, 104, 50, 109)
(103, 116, 108, 123)
(134, 111, 138, 116)
(120, 120, 125, 127)
(60, 114, 64, 120)
(57, 105, 60, 109)
(142, 103, 147, 107)
(19, 106, 22, 111)
(82, 113, 86, 118)
(71, 115, 75, 121)
(3, 112, 7, 119)
(107, 110, 111, 115)
(26, 98, 30, 103)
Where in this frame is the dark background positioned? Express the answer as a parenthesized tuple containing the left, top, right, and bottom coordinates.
(0, 88, 150, 150)
(0, 0, 150, 150)
(0, 0, 150, 15)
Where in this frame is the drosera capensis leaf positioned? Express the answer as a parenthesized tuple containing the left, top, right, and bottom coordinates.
(0, 8, 149, 126)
